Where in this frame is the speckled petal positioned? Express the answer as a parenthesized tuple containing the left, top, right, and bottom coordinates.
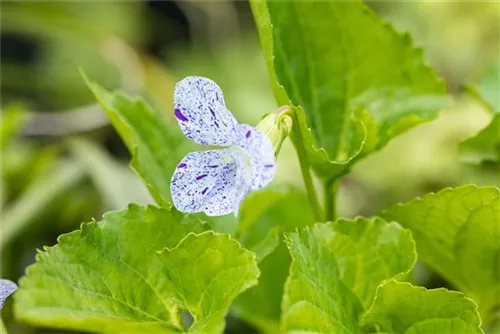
(0, 279, 17, 309)
(170, 149, 251, 216)
(174, 76, 238, 146)
(233, 124, 276, 190)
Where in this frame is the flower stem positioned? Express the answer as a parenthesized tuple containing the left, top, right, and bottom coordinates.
(290, 110, 323, 222)
(324, 178, 340, 221)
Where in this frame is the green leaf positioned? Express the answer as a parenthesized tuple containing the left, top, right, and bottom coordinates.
(0, 104, 29, 151)
(232, 188, 315, 332)
(364, 280, 482, 334)
(467, 62, 500, 113)
(461, 63, 500, 165)
(460, 114, 500, 165)
(251, 0, 448, 179)
(82, 71, 192, 206)
(233, 242, 288, 334)
(282, 217, 416, 333)
(68, 138, 153, 210)
(381, 185, 500, 321)
(0, 104, 31, 206)
(1, 162, 85, 250)
(157, 232, 259, 333)
(237, 187, 315, 260)
(15, 205, 259, 333)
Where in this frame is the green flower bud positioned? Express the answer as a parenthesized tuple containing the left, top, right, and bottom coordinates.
(256, 105, 293, 156)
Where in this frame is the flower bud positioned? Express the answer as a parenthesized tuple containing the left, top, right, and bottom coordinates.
(256, 105, 293, 156)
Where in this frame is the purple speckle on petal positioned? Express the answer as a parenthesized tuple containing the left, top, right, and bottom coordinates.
(174, 108, 188, 122)
(264, 164, 274, 168)
(209, 107, 216, 118)
(196, 174, 208, 180)
(178, 163, 187, 169)
(201, 187, 209, 195)
(208, 165, 219, 168)
(246, 130, 252, 139)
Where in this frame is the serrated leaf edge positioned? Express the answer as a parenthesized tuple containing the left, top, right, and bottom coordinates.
(362, 279, 484, 334)
(380, 184, 500, 216)
(280, 216, 418, 332)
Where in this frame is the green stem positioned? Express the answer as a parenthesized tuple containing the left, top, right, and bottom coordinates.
(290, 111, 323, 222)
(324, 178, 340, 221)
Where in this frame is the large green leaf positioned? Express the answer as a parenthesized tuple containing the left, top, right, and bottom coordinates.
(364, 280, 482, 334)
(381, 185, 500, 321)
(233, 188, 315, 332)
(282, 217, 416, 333)
(251, 0, 448, 179)
(82, 72, 192, 206)
(15, 205, 259, 333)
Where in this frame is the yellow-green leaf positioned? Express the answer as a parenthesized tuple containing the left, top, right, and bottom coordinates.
(251, 0, 449, 179)
(364, 280, 482, 334)
(15, 205, 259, 333)
(82, 72, 192, 206)
(282, 217, 416, 333)
(381, 185, 500, 321)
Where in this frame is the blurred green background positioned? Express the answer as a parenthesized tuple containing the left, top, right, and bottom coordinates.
(1, 1, 499, 333)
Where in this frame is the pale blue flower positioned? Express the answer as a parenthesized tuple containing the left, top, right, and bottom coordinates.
(171, 77, 275, 216)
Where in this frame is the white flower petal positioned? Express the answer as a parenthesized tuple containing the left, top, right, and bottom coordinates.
(174, 76, 238, 146)
(0, 279, 17, 309)
(170, 149, 251, 216)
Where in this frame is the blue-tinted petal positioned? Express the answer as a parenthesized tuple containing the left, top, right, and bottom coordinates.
(174, 76, 238, 146)
(233, 124, 276, 190)
(0, 279, 17, 309)
(170, 149, 251, 216)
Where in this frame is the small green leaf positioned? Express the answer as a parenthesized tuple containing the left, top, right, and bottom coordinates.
(232, 188, 315, 332)
(364, 280, 482, 334)
(467, 63, 500, 113)
(251, 0, 448, 179)
(282, 217, 416, 333)
(237, 187, 315, 260)
(233, 242, 288, 334)
(158, 232, 259, 333)
(15, 205, 258, 333)
(1, 162, 85, 250)
(82, 71, 191, 206)
(381, 185, 500, 321)
(460, 114, 500, 165)
(461, 63, 500, 165)
(0, 104, 30, 150)
(68, 138, 153, 210)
